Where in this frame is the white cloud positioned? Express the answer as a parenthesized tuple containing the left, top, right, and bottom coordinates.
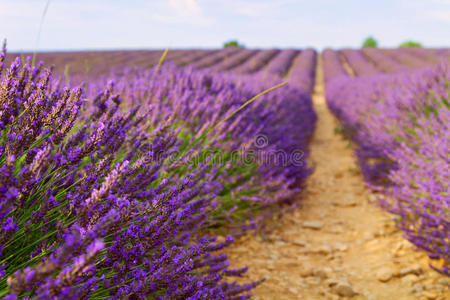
(151, 0, 213, 25)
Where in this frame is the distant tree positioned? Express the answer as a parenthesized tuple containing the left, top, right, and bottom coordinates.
(399, 40, 422, 48)
(223, 40, 244, 48)
(362, 36, 378, 48)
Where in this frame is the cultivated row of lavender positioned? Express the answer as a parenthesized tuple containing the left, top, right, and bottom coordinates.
(87, 63, 317, 228)
(232, 50, 280, 74)
(286, 49, 317, 94)
(210, 50, 259, 72)
(339, 49, 380, 76)
(190, 48, 242, 70)
(322, 49, 349, 83)
(361, 48, 412, 73)
(175, 50, 219, 66)
(324, 55, 449, 275)
(382, 49, 431, 69)
(0, 50, 261, 299)
(262, 49, 299, 77)
(0, 43, 317, 298)
(10, 48, 446, 84)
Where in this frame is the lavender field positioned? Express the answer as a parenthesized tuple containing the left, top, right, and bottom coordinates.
(1, 42, 449, 299)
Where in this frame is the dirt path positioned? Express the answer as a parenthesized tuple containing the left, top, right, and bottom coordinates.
(225, 56, 449, 300)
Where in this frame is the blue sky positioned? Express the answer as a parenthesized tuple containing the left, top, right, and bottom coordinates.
(1, 0, 449, 51)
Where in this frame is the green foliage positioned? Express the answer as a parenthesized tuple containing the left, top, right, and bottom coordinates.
(362, 36, 378, 48)
(399, 40, 422, 48)
(223, 40, 244, 48)
(172, 124, 260, 230)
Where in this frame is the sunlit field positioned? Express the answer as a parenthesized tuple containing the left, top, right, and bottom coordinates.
(1, 0, 449, 299)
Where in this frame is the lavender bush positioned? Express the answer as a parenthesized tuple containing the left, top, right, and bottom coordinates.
(0, 42, 317, 298)
(86, 63, 316, 230)
(325, 60, 449, 275)
(286, 49, 317, 94)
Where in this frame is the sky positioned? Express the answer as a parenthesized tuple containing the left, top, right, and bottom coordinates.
(1, 0, 449, 51)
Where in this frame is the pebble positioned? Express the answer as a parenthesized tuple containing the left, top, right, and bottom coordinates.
(292, 239, 307, 247)
(368, 194, 378, 203)
(376, 268, 393, 282)
(318, 287, 327, 295)
(410, 283, 424, 294)
(266, 262, 275, 270)
(421, 291, 438, 299)
(398, 265, 422, 277)
(314, 267, 332, 279)
(428, 284, 444, 292)
(273, 240, 285, 246)
(269, 253, 279, 260)
(401, 274, 419, 286)
(333, 281, 357, 297)
(302, 221, 324, 230)
(299, 266, 314, 277)
(334, 197, 358, 207)
(329, 226, 344, 234)
(334, 242, 348, 252)
(436, 277, 449, 286)
(309, 245, 332, 255)
(324, 278, 339, 287)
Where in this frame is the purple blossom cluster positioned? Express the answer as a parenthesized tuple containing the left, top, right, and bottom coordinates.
(325, 58, 449, 275)
(1, 42, 317, 298)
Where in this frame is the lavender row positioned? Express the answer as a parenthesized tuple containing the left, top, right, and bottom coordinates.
(361, 48, 412, 73)
(339, 49, 380, 76)
(322, 49, 349, 83)
(210, 49, 259, 72)
(232, 49, 280, 74)
(174, 49, 219, 66)
(0, 52, 255, 299)
(189, 48, 241, 70)
(0, 44, 316, 298)
(286, 49, 317, 94)
(382, 49, 431, 69)
(93, 63, 317, 208)
(261, 49, 299, 77)
(325, 62, 449, 275)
